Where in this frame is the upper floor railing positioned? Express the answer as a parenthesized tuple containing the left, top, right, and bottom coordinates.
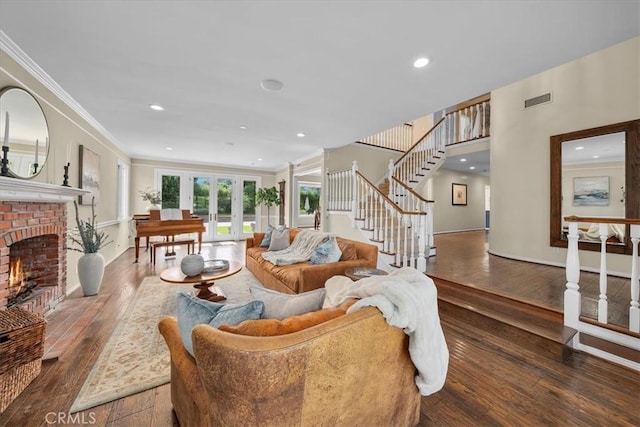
(564, 216, 640, 370)
(357, 123, 414, 152)
(441, 97, 490, 146)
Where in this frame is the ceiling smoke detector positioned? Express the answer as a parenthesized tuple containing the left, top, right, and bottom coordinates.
(261, 79, 284, 92)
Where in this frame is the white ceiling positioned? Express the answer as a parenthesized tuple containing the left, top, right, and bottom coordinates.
(1, 1, 638, 172)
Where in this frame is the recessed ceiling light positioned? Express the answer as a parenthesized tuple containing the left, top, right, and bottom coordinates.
(413, 57, 430, 68)
(149, 104, 164, 111)
(460, 158, 467, 162)
(239, 125, 248, 130)
(166, 147, 173, 151)
(593, 155, 599, 158)
(297, 132, 306, 138)
(575, 146, 584, 150)
(469, 166, 476, 170)
(257, 158, 263, 161)
(261, 79, 284, 91)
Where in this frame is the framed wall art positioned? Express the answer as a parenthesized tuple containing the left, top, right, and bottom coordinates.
(79, 145, 100, 205)
(452, 183, 467, 206)
(573, 176, 609, 206)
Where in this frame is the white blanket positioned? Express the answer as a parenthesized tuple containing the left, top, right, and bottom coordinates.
(323, 267, 449, 396)
(261, 229, 328, 266)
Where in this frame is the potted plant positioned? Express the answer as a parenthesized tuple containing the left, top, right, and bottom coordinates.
(67, 196, 113, 296)
(139, 187, 162, 211)
(255, 186, 281, 226)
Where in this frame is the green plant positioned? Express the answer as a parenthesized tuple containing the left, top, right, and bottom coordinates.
(255, 186, 281, 225)
(139, 187, 162, 205)
(67, 196, 113, 253)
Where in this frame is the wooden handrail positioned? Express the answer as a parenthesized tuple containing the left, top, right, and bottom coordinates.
(394, 117, 446, 165)
(564, 216, 640, 225)
(442, 94, 490, 116)
(355, 171, 426, 216)
(391, 176, 434, 203)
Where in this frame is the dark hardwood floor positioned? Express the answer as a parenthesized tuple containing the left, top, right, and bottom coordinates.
(1, 233, 638, 426)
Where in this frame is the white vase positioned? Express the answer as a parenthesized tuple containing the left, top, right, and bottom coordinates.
(146, 204, 160, 212)
(77, 253, 105, 296)
(181, 254, 205, 276)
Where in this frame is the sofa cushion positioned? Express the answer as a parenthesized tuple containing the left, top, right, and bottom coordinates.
(310, 236, 342, 264)
(268, 227, 290, 251)
(176, 292, 264, 355)
(337, 240, 358, 261)
(249, 285, 325, 319)
(218, 299, 358, 336)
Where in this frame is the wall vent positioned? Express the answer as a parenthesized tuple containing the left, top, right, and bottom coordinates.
(524, 92, 552, 109)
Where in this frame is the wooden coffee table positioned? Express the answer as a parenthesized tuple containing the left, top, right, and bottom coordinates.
(344, 267, 388, 281)
(160, 260, 243, 301)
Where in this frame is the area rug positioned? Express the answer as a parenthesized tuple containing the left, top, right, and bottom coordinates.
(69, 268, 261, 413)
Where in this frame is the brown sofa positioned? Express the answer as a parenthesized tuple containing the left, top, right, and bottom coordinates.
(245, 229, 378, 294)
(158, 304, 421, 426)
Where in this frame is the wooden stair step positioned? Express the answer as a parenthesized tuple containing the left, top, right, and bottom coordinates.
(433, 277, 577, 362)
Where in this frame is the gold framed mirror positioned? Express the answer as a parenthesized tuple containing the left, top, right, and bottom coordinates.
(550, 119, 639, 255)
(0, 86, 50, 179)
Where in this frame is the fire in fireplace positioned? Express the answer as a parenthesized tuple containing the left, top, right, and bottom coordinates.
(8, 257, 41, 308)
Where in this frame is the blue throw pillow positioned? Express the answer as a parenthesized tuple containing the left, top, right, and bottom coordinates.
(310, 235, 342, 265)
(260, 225, 274, 247)
(176, 292, 264, 356)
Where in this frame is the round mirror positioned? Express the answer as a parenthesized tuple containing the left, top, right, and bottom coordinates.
(0, 86, 50, 179)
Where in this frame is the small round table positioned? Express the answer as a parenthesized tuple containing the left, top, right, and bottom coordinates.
(344, 267, 388, 281)
(160, 260, 243, 301)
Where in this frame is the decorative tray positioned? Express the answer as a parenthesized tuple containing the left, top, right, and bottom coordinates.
(202, 259, 230, 273)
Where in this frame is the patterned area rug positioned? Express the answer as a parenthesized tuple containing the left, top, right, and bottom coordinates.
(70, 268, 261, 413)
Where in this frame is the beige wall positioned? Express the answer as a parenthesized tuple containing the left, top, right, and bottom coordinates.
(1, 51, 131, 295)
(417, 169, 489, 233)
(130, 158, 276, 231)
(490, 36, 639, 273)
(324, 143, 401, 183)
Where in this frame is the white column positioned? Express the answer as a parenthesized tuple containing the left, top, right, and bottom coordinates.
(564, 221, 581, 333)
(630, 224, 640, 333)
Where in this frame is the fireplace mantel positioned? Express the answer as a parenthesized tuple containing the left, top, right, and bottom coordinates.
(0, 176, 90, 203)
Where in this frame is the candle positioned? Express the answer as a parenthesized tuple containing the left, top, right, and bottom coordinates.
(2, 112, 8, 147)
(34, 139, 39, 163)
(66, 141, 70, 164)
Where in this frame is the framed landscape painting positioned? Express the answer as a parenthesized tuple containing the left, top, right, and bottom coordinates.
(79, 145, 100, 205)
(573, 176, 609, 206)
(452, 183, 467, 206)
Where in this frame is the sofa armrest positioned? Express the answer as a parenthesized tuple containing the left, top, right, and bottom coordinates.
(297, 259, 377, 293)
(158, 316, 209, 405)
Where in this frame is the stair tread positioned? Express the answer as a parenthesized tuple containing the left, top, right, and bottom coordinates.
(434, 278, 576, 344)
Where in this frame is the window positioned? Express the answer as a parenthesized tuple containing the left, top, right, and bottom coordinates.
(299, 184, 320, 215)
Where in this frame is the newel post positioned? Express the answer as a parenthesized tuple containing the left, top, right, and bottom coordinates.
(564, 221, 581, 334)
(351, 161, 358, 227)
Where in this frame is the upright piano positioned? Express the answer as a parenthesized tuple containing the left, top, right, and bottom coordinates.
(132, 210, 205, 262)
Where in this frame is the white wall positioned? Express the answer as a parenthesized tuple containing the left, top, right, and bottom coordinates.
(489, 36, 639, 273)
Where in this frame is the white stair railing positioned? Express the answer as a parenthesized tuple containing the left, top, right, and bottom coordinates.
(392, 117, 446, 190)
(564, 216, 640, 370)
(326, 162, 432, 272)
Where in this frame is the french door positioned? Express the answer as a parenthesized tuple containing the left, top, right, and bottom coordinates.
(156, 169, 259, 242)
(191, 174, 258, 241)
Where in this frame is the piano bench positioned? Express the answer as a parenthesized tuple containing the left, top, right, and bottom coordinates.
(151, 239, 195, 264)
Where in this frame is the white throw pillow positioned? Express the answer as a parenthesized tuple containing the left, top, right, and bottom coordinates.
(268, 227, 290, 251)
(249, 286, 326, 319)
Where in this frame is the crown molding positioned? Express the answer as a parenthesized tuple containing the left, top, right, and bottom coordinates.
(0, 30, 126, 155)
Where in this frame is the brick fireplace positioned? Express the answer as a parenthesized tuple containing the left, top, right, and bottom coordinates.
(0, 177, 89, 315)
